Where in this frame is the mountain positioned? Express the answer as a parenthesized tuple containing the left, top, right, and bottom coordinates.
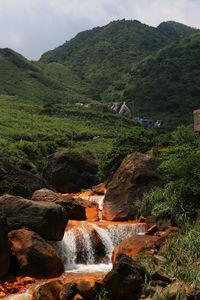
(0, 48, 89, 103)
(124, 31, 200, 126)
(157, 21, 198, 39)
(40, 19, 173, 101)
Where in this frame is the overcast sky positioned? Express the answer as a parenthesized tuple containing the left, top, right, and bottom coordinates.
(0, 0, 200, 60)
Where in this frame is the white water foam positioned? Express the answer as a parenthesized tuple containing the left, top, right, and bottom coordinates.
(53, 221, 146, 273)
(6, 292, 32, 300)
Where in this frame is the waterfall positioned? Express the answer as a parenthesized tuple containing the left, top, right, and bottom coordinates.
(7, 292, 32, 300)
(53, 221, 146, 273)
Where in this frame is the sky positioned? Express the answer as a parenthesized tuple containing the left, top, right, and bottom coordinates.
(0, 0, 200, 60)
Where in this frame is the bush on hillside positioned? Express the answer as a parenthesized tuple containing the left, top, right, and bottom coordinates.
(98, 126, 157, 182)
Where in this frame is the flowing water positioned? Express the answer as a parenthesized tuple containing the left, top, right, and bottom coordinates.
(5, 194, 146, 299)
(53, 220, 146, 273)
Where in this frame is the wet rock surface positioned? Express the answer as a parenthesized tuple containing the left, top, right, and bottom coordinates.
(103, 152, 163, 221)
(42, 150, 99, 193)
(0, 194, 68, 241)
(33, 280, 63, 300)
(32, 188, 98, 221)
(112, 235, 159, 263)
(8, 229, 64, 279)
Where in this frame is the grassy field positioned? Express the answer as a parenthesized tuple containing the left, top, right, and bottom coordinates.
(0, 95, 135, 172)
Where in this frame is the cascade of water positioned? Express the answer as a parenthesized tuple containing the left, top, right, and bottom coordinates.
(54, 221, 146, 272)
(53, 226, 77, 270)
(7, 292, 32, 300)
(78, 224, 95, 264)
(76, 195, 105, 220)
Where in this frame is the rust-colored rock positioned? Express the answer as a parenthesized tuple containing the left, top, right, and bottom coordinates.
(42, 150, 99, 193)
(0, 216, 10, 279)
(148, 224, 158, 235)
(8, 229, 64, 278)
(92, 183, 106, 195)
(103, 153, 163, 221)
(0, 276, 35, 298)
(112, 235, 159, 263)
(32, 280, 63, 300)
(73, 293, 84, 300)
(32, 188, 98, 221)
(0, 194, 67, 241)
(77, 280, 97, 300)
(60, 282, 77, 300)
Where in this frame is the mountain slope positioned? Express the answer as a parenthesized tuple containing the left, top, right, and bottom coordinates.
(157, 21, 197, 39)
(0, 48, 89, 103)
(124, 31, 200, 126)
(40, 19, 173, 101)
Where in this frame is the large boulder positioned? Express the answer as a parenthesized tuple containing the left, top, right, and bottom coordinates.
(103, 152, 163, 220)
(0, 195, 67, 241)
(33, 280, 63, 300)
(0, 157, 48, 198)
(8, 229, 64, 279)
(112, 235, 159, 263)
(103, 253, 145, 300)
(42, 150, 99, 193)
(31, 188, 98, 221)
(0, 216, 10, 279)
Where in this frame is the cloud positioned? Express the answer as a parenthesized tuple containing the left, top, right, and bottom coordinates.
(0, 0, 199, 60)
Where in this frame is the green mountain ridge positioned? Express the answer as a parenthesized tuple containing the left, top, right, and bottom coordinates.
(0, 19, 199, 128)
(40, 19, 174, 101)
(124, 31, 200, 126)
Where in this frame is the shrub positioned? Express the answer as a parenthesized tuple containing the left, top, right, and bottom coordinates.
(98, 126, 157, 182)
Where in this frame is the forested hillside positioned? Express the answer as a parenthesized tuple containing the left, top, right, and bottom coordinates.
(124, 31, 200, 126)
(40, 20, 173, 101)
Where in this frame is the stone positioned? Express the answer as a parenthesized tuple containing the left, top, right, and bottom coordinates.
(32, 188, 98, 221)
(42, 150, 99, 193)
(112, 235, 159, 263)
(103, 153, 163, 221)
(151, 269, 172, 284)
(103, 253, 145, 300)
(0, 216, 10, 279)
(9, 229, 64, 278)
(0, 194, 67, 241)
(73, 294, 84, 300)
(77, 280, 97, 300)
(0, 157, 48, 198)
(60, 282, 77, 300)
(32, 280, 63, 300)
(147, 224, 158, 235)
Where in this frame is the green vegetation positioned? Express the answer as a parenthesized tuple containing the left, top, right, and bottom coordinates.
(40, 19, 173, 102)
(157, 21, 197, 39)
(134, 125, 200, 221)
(0, 95, 135, 172)
(98, 126, 157, 182)
(124, 31, 200, 126)
(163, 227, 200, 284)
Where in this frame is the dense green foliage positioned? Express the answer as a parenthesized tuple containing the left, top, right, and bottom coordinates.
(124, 32, 200, 126)
(1, 19, 199, 127)
(98, 126, 157, 182)
(0, 48, 89, 103)
(40, 19, 172, 102)
(135, 125, 200, 221)
(163, 227, 200, 284)
(157, 21, 197, 39)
